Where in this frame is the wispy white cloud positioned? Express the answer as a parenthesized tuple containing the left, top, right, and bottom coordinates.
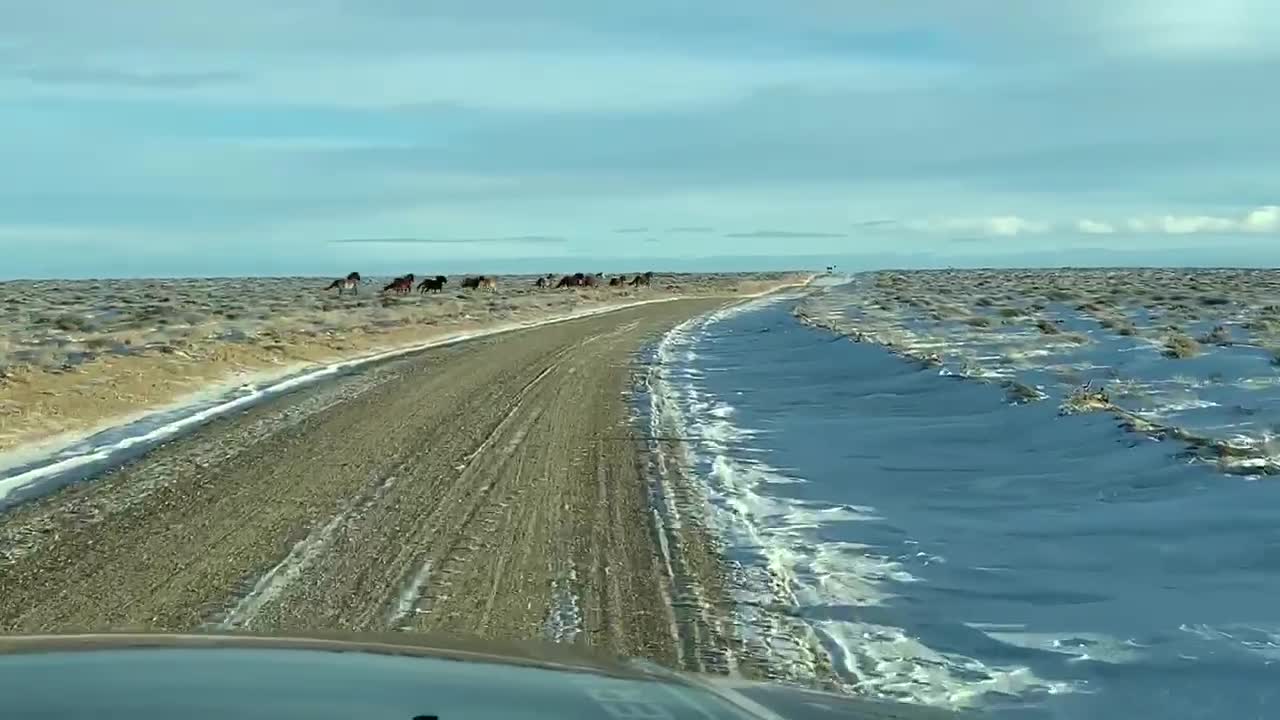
(1094, 0, 1279, 58)
(1124, 205, 1280, 234)
(1244, 205, 1280, 232)
(905, 216, 1051, 237)
(901, 206, 1279, 238)
(1077, 219, 1117, 234)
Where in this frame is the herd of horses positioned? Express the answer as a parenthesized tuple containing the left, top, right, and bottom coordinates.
(539, 271, 654, 289)
(323, 271, 654, 296)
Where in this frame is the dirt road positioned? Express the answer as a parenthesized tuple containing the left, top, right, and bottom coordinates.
(0, 299, 739, 667)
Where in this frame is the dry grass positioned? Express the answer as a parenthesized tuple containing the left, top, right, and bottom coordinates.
(1060, 384, 1112, 415)
(1004, 380, 1046, 404)
(1096, 315, 1125, 330)
(1200, 324, 1232, 346)
(826, 268, 1280, 345)
(1035, 318, 1061, 335)
(1163, 333, 1201, 359)
(1061, 332, 1091, 345)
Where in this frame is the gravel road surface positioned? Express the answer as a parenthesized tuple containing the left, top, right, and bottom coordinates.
(0, 299, 736, 668)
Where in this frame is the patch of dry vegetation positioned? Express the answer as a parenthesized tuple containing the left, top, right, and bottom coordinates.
(1035, 318, 1061, 335)
(1163, 332, 1201, 359)
(1096, 315, 1139, 336)
(1200, 325, 1232, 346)
(1060, 383, 1112, 415)
(833, 267, 1280, 348)
(1004, 380, 1046, 404)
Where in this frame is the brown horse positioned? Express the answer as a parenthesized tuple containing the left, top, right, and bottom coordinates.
(325, 271, 361, 295)
(418, 275, 448, 293)
(534, 276, 548, 289)
(383, 273, 415, 295)
(608, 276, 624, 287)
(630, 271, 654, 287)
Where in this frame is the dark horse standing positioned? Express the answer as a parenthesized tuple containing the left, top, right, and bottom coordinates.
(418, 275, 448, 293)
(325, 272, 362, 295)
(630, 271, 654, 287)
(383, 273, 416, 295)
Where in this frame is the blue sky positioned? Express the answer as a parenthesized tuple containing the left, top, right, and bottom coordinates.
(2, 1, 1278, 277)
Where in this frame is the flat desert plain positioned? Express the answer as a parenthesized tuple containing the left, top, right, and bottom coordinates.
(0, 272, 803, 453)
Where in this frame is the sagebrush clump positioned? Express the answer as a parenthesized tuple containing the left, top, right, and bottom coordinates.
(1163, 333, 1201, 359)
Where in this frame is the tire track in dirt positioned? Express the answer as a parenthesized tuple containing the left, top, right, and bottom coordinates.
(239, 326, 633, 632)
(237, 334, 589, 631)
(392, 322, 644, 641)
(210, 472, 400, 630)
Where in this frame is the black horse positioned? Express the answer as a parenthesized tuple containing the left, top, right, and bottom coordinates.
(418, 275, 448, 293)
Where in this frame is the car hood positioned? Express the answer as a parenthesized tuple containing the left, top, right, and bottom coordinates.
(0, 632, 971, 719)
